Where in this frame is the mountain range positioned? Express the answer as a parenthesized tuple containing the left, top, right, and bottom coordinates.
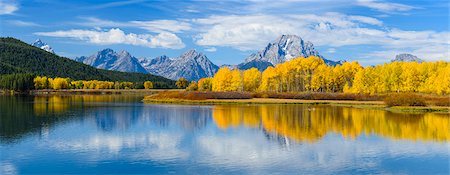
(138, 50, 219, 81)
(239, 35, 342, 71)
(75, 49, 147, 73)
(71, 35, 343, 81)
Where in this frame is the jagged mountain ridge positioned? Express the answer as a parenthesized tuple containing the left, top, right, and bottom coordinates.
(74, 35, 343, 81)
(139, 50, 219, 81)
(75, 49, 147, 73)
(241, 35, 342, 71)
(32, 39, 55, 53)
(392, 53, 424, 63)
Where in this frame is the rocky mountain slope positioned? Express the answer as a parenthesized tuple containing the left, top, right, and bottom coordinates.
(392, 53, 424, 63)
(140, 50, 219, 81)
(72, 35, 343, 80)
(241, 35, 342, 71)
(75, 49, 147, 73)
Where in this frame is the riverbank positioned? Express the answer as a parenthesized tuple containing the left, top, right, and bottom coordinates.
(143, 97, 449, 113)
(143, 91, 449, 113)
(29, 89, 181, 95)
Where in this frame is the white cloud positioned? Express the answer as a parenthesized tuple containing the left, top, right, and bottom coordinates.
(205, 47, 217, 52)
(130, 20, 192, 33)
(0, 0, 18, 15)
(363, 45, 450, 63)
(191, 13, 449, 61)
(8, 20, 40, 27)
(34, 28, 185, 49)
(327, 48, 336, 53)
(192, 13, 388, 50)
(89, 0, 147, 9)
(78, 17, 191, 33)
(1, 162, 17, 175)
(356, 0, 416, 13)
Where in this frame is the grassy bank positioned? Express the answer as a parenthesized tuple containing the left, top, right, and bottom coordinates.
(29, 89, 182, 95)
(143, 91, 449, 112)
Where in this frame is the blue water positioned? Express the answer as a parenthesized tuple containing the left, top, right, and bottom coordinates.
(0, 95, 448, 174)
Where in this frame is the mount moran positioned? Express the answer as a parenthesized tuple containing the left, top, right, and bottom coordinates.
(47, 35, 343, 81)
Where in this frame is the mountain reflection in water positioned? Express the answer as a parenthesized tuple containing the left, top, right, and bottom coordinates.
(2, 95, 448, 144)
(0, 95, 448, 174)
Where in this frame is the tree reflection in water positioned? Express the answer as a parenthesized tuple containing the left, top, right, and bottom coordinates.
(1, 95, 448, 145)
(212, 105, 449, 142)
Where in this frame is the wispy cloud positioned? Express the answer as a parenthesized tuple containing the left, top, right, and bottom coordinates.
(77, 17, 192, 33)
(191, 13, 449, 61)
(89, 0, 148, 9)
(34, 28, 185, 49)
(356, 0, 416, 13)
(327, 48, 336, 53)
(204, 47, 217, 52)
(0, 0, 18, 15)
(192, 13, 387, 51)
(130, 20, 191, 33)
(8, 20, 40, 27)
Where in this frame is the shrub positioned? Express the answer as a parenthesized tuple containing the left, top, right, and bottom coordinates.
(186, 81, 198, 91)
(144, 81, 154, 89)
(421, 95, 450, 107)
(176, 78, 189, 89)
(384, 93, 426, 107)
(147, 91, 253, 100)
(252, 92, 383, 101)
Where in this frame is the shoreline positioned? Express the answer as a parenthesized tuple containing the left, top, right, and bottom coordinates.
(143, 97, 449, 113)
(29, 89, 181, 95)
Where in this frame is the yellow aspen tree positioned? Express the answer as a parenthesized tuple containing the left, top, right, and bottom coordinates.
(400, 62, 421, 92)
(230, 69, 243, 91)
(311, 64, 330, 92)
(33, 76, 48, 89)
(176, 78, 189, 89)
(144, 81, 154, 89)
(243, 68, 261, 92)
(212, 67, 233, 91)
(259, 66, 279, 92)
(186, 81, 198, 91)
(51, 77, 69, 90)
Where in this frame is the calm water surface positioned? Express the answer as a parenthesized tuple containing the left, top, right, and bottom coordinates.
(0, 95, 449, 174)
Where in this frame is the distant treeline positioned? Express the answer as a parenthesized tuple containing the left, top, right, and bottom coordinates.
(0, 74, 157, 91)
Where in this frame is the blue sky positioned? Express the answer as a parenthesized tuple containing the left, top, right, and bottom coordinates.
(0, 0, 448, 65)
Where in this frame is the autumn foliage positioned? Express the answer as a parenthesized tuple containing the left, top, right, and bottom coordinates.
(33, 76, 154, 90)
(187, 56, 448, 95)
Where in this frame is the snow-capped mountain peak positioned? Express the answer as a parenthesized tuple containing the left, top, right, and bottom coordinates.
(244, 35, 323, 65)
(240, 35, 341, 71)
(75, 48, 147, 73)
(141, 50, 219, 81)
(32, 39, 55, 53)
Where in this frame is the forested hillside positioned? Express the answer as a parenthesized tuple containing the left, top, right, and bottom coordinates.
(0, 37, 175, 88)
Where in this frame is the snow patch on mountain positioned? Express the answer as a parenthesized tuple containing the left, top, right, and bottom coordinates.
(242, 35, 342, 70)
(32, 39, 55, 53)
(75, 48, 147, 73)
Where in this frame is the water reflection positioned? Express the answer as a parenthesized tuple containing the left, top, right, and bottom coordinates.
(212, 105, 449, 142)
(0, 95, 448, 174)
(1, 95, 448, 143)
